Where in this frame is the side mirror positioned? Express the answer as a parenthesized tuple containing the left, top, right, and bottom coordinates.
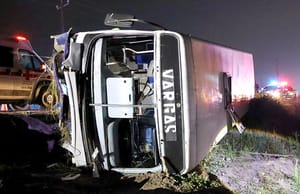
(104, 13, 135, 28)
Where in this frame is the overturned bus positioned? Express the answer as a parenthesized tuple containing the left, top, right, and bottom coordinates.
(57, 14, 255, 175)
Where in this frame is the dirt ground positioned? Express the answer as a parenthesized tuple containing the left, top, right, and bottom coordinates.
(1, 97, 300, 193)
(1, 151, 299, 194)
(214, 153, 300, 193)
(0, 161, 232, 194)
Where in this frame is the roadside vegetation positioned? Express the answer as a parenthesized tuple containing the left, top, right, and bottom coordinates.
(170, 97, 300, 193)
(167, 129, 300, 193)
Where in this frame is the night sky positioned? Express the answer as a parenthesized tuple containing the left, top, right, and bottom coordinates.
(1, 0, 300, 91)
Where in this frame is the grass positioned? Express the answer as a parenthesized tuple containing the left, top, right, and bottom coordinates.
(203, 128, 300, 171)
(60, 121, 71, 143)
(294, 159, 300, 192)
(201, 128, 300, 193)
(166, 125, 300, 193)
(172, 171, 211, 191)
(170, 168, 232, 193)
(164, 99, 300, 193)
(45, 79, 60, 111)
(214, 129, 300, 157)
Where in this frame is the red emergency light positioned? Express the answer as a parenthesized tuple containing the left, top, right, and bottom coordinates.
(280, 81, 288, 87)
(15, 35, 27, 41)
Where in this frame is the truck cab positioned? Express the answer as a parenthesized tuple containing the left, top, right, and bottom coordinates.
(0, 35, 57, 110)
(58, 14, 255, 174)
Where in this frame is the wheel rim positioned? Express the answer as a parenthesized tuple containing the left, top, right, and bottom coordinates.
(42, 91, 57, 108)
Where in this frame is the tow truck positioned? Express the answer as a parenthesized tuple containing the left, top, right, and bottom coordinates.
(55, 13, 255, 174)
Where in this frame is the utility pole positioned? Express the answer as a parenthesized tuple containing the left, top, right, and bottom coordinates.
(56, 0, 70, 33)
